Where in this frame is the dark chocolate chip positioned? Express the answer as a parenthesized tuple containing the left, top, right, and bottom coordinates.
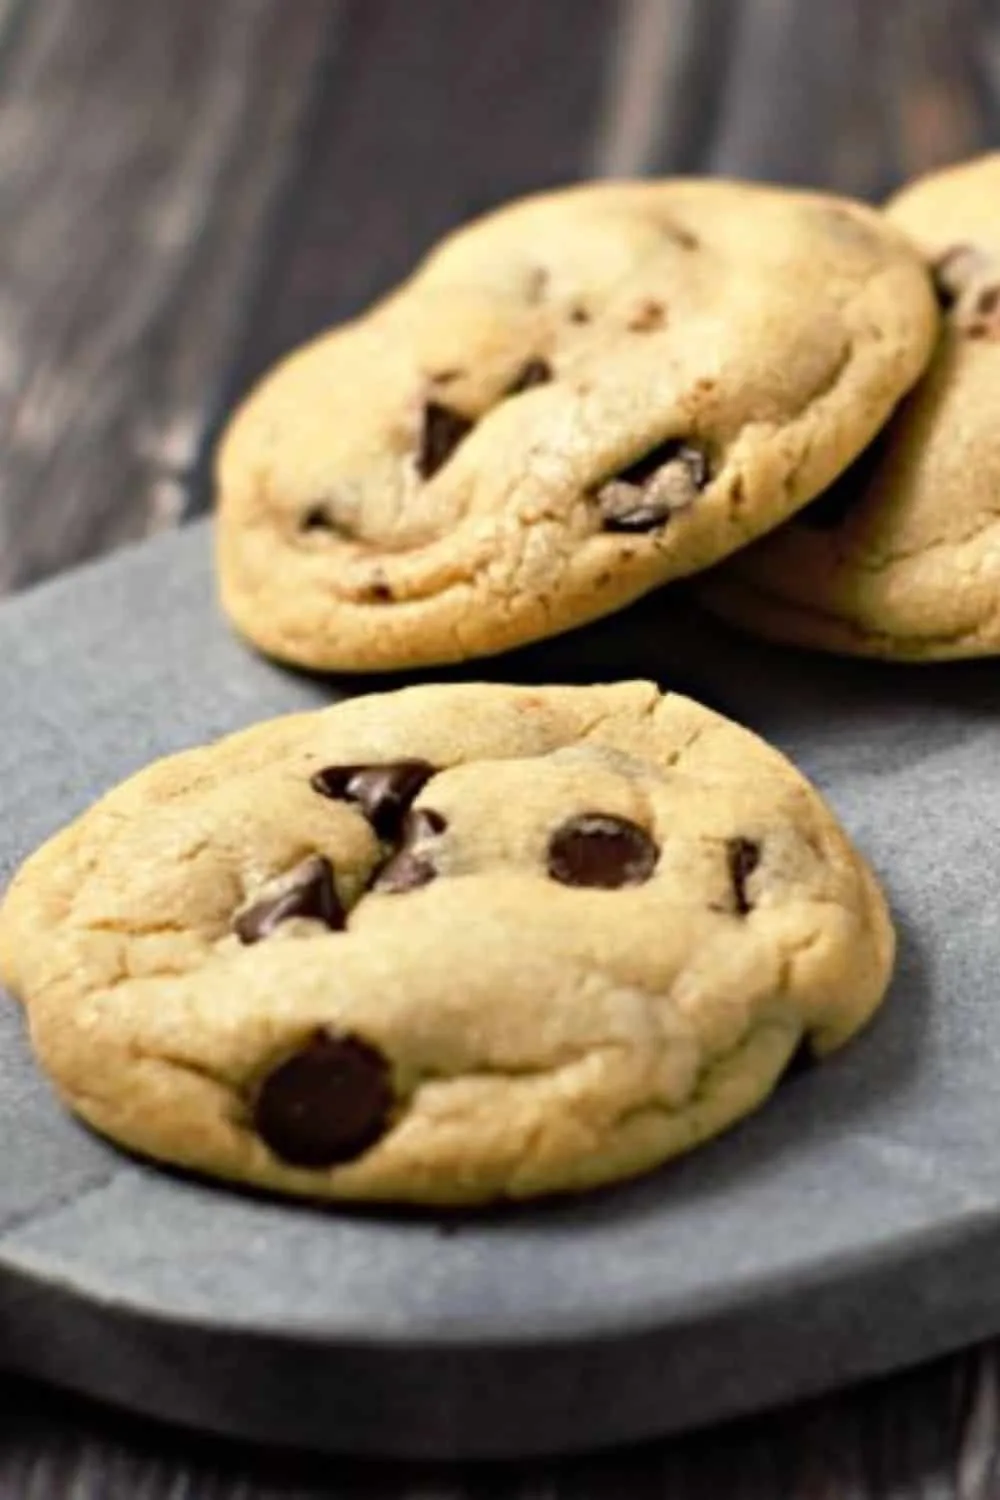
(547, 814, 658, 889)
(372, 806, 447, 893)
(727, 837, 760, 916)
(795, 432, 886, 531)
(418, 402, 474, 480)
(311, 761, 435, 839)
(235, 855, 345, 944)
(569, 304, 591, 324)
(617, 441, 709, 490)
(597, 441, 710, 532)
(505, 358, 553, 395)
(364, 578, 394, 603)
(300, 504, 335, 533)
(253, 1029, 394, 1168)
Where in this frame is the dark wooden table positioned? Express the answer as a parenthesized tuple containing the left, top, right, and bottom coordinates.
(2, 1, 999, 1493)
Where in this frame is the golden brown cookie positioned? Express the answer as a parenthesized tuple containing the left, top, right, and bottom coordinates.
(216, 180, 935, 670)
(701, 155, 1000, 659)
(0, 682, 894, 1205)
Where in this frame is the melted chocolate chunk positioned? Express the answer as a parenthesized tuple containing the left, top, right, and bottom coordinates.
(727, 837, 760, 916)
(311, 761, 435, 839)
(418, 401, 474, 479)
(372, 807, 447, 894)
(234, 856, 345, 944)
(597, 442, 710, 532)
(253, 1030, 394, 1167)
(506, 358, 553, 395)
(547, 814, 658, 889)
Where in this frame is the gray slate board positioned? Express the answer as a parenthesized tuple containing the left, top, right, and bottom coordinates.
(0, 521, 998, 1461)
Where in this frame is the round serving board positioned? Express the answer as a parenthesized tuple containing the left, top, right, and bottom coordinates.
(0, 523, 997, 1460)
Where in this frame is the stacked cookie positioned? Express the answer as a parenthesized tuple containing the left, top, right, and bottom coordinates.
(6, 158, 994, 1207)
(216, 177, 936, 669)
(701, 155, 1000, 658)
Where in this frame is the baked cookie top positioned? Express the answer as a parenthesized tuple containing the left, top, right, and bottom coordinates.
(216, 179, 936, 670)
(701, 154, 1000, 660)
(0, 682, 894, 1204)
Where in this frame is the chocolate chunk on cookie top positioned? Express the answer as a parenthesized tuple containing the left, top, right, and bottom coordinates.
(701, 154, 1000, 661)
(216, 179, 935, 671)
(0, 682, 894, 1205)
(253, 1030, 394, 1168)
(234, 855, 345, 943)
(310, 760, 434, 838)
(547, 814, 658, 888)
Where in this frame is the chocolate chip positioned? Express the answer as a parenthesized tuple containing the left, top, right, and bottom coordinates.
(364, 578, 394, 603)
(727, 837, 760, 916)
(430, 368, 462, 385)
(253, 1030, 394, 1168)
(505, 358, 552, 395)
(418, 402, 474, 479)
(311, 761, 435, 839)
(569, 304, 591, 324)
(547, 814, 658, 889)
(597, 442, 710, 532)
(235, 856, 345, 944)
(618, 441, 709, 490)
(372, 807, 446, 893)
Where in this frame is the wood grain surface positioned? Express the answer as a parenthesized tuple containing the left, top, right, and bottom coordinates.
(1, 0, 999, 1494)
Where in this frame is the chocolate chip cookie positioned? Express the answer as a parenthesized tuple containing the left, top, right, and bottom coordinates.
(215, 180, 936, 670)
(0, 682, 894, 1204)
(701, 155, 1000, 659)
